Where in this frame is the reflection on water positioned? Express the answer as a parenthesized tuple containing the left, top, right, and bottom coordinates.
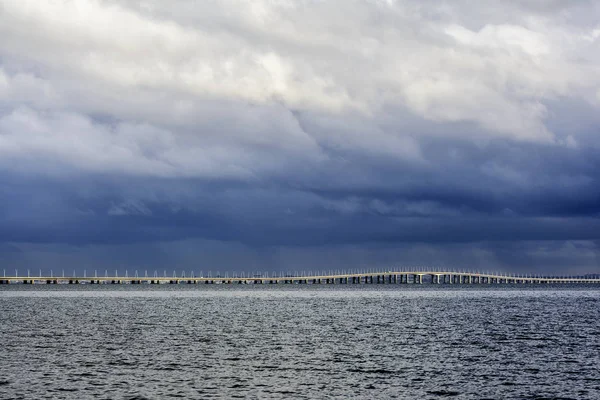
(1, 286, 599, 399)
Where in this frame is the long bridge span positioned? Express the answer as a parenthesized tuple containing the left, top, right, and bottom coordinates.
(1, 270, 599, 285)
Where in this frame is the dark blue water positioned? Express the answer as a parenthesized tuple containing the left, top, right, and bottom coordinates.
(1, 286, 599, 399)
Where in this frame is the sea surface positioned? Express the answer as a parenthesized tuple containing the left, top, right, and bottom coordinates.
(1, 285, 599, 399)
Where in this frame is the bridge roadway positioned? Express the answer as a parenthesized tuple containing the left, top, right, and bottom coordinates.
(1, 271, 599, 285)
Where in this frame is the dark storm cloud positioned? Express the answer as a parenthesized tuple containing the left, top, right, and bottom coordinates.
(1, 0, 600, 273)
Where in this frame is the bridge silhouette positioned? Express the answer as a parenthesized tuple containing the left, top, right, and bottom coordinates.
(1, 269, 599, 285)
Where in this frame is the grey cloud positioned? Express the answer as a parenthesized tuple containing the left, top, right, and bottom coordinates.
(1, 0, 599, 144)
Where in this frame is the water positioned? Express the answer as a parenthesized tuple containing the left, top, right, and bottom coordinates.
(1, 286, 599, 399)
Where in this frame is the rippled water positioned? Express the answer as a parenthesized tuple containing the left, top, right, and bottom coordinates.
(1, 285, 599, 399)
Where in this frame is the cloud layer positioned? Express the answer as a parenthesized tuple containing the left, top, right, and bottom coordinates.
(1, 0, 600, 274)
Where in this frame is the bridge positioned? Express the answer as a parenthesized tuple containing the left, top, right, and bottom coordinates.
(1, 270, 599, 285)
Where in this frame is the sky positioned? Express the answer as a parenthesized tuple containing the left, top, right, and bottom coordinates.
(1, 0, 600, 276)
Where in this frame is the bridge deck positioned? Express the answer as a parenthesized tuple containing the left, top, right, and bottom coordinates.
(1, 271, 599, 284)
